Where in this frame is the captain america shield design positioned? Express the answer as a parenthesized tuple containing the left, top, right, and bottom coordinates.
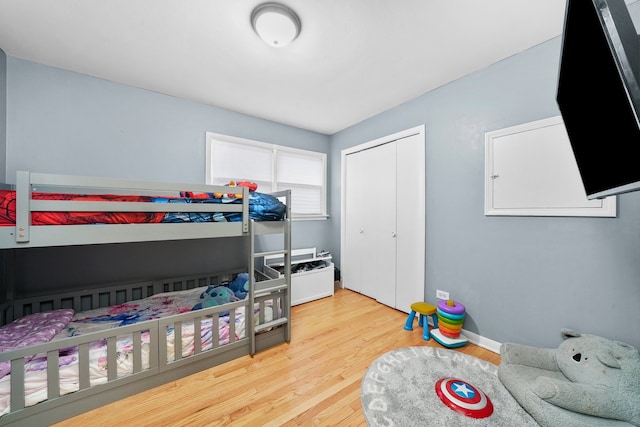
(435, 378, 494, 418)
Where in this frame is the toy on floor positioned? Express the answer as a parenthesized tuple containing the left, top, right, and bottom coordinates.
(498, 328, 640, 426)
(431, 299, 468, 348)
(404, 302, 438, 340)
(435, 377, 494, 419)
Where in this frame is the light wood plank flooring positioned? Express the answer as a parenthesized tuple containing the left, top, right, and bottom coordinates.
(54, 288, 500, 426)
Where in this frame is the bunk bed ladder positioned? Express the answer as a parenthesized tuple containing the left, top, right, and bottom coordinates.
(249, 222, 255, 355)
(249, 192, 291, 356)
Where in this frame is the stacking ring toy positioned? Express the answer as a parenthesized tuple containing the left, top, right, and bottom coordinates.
(439, 324, 462, 336)
(437, 314, 464, 325)
(440, 329, 462, 339)
(432, 298, 468, 348)
(438, 320, 463, 330)
(438, 300, 465, 315)
(437, 309, 465, 321)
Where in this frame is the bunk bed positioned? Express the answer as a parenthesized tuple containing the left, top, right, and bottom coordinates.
(0, 171, 292, 426)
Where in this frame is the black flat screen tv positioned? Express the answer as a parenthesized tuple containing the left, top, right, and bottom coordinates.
(557, 0, 640, 199)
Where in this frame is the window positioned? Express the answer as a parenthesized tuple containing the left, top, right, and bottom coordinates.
(206, 132, 327, 220)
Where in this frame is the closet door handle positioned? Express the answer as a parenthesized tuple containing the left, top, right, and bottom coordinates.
(391, 232, 396, 237)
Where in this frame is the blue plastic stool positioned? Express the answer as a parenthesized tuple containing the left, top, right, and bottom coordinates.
(403, 302, 439, 340)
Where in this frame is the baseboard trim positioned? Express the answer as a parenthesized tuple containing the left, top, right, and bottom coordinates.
(425, 318, 502, 355)
(462, 329, 501, 354)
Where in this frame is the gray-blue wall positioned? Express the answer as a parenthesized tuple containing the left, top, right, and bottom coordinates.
(5, 58, 330, 183)
(330, 34, 640, 349)
(4, 57, 333, 291)
(0, 48, 6, 180)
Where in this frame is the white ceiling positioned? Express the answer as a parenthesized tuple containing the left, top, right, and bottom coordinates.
(0, 1, 570, 135)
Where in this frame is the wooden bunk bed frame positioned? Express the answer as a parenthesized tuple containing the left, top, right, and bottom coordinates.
(0, 171, 291, 426)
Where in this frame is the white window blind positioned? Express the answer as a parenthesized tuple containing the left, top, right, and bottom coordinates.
(206, 132, 327, 219)
(277, 150, 324, 215)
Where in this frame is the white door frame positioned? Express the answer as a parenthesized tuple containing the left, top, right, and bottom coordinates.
(340, 125, 426, 298)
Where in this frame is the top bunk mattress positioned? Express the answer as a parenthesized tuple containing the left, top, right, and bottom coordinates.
(0, 189, 287, 225)
(0, 171, 290, 248)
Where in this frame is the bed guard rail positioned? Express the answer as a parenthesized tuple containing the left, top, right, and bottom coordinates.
(8, 171, 250, 246)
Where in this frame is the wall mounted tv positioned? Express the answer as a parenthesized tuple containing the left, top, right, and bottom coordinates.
(557, 0, 640, 199)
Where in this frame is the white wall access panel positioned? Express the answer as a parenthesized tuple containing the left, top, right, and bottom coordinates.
(484, 116, 616, 217)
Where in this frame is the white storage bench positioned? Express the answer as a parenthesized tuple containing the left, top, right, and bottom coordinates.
(262, 247, 334, 306)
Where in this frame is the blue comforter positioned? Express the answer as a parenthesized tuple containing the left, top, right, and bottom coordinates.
(159, 191, 287, 223)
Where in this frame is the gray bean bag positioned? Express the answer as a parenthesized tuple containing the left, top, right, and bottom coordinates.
(498, 329, 640, 427)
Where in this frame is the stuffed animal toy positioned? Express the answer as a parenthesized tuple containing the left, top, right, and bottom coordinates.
(498, 328, 640, 426)
(192, 285, 238, 310)
(213, 181, 258, 199)
(227, 273, 249, 299)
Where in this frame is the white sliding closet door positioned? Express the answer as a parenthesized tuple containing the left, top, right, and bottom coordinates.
(345, 143, 397, 304)
(344, 148, 368, 295)
(395, 132, 425, 311)
(342, 126, 425, 313)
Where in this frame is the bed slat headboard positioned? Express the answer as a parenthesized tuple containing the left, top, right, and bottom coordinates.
(1, 270, 247, 325)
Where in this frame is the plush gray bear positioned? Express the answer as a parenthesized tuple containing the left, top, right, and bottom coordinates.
(498, 328, 640, 427)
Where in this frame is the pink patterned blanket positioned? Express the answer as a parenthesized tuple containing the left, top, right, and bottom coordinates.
(0, 309, 74, 378)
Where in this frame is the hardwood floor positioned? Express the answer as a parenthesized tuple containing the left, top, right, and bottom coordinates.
(54, 288, 501, 427)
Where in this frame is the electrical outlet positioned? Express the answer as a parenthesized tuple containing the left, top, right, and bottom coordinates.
(436, 290, 449, 300)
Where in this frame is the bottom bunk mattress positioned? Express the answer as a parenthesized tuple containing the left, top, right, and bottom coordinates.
(0, 280, 275, 416)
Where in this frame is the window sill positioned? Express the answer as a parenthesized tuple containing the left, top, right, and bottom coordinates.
(292, 214, 329, 221)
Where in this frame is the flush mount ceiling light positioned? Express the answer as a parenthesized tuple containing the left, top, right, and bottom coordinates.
(251, 3, 301, 48)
